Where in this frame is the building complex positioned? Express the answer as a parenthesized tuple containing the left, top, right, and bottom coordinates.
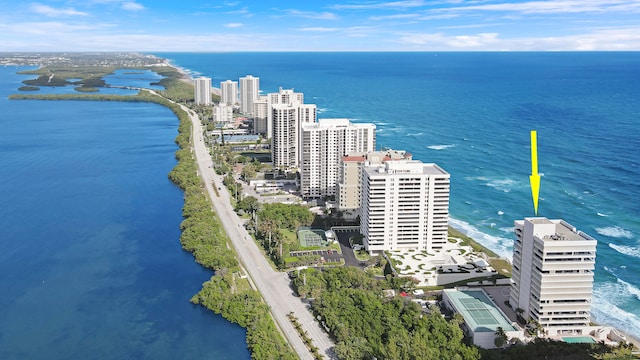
(337, 149, 412, 211)
(360, 160, 450, 253)
(269, 88, 316, 167)
(300, 119, 375, 199)
(510, 217, 597, 336)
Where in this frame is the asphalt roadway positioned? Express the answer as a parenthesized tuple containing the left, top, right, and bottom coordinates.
(181, 104, 335, 360)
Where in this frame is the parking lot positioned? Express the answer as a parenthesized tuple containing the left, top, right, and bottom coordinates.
(289, 249, 343, 261)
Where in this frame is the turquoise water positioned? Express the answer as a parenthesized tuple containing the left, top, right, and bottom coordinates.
(157, 52, 640, 340)
(0, 66, 250, 359)
(562, 337, 597, 344)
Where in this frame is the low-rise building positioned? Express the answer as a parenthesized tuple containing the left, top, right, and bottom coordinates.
(443, 288, 523, 349)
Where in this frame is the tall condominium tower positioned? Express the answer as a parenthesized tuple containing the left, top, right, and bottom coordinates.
(252, 95, 269, 136)
(337, 149, 412, 210)
(269, 88, 316, 167)
(360, 160, 450, 253)
(220, 80, 238, 106)
(239, 75, 260, 116)
(300, 119, 375, 199)
(510, 218, 597, 336)
(194, 77, 212, 105)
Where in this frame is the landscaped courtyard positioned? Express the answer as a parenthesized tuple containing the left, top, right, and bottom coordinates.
(388, 237, 504, 287)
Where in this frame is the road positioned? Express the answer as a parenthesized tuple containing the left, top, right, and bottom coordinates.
(180, 104, 335, 360)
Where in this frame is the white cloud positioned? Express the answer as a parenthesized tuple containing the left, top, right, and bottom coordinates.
(396, 26, 640, 50)
(283, 9, 338, 20)
(399, 31, 499, 48)
(369, 13, 422, 20)
(225, 23, 244, 28)
(298, 27, 341, 32)
(331, 1, 426, 10)
(436, 0, 640, 15)
(4, 21, 109, 35)
(30, 3, 88, 17)
(122, 2, 144, 11)
(225, 7, 251, 15)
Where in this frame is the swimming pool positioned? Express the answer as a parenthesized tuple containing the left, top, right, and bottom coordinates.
(562, 336, 596, 344)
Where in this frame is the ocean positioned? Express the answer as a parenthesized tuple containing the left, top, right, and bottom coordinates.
(0, 67, 250, 359)
(156, 52, 640, 339)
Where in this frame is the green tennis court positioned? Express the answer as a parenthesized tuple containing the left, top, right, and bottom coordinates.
(297, 228, 327, 247)
(444, 289, 517, 332)
(460, 298, 499, 326)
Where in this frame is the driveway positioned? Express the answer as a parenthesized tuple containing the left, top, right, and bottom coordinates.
(334, 230, 368, 268)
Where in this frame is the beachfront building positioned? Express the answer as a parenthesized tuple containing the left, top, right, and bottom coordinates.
(509, 217, 597, 336)
(213, 103, 234, 127)
(270, 88, 316, 167)
(220, 80, 238, 106)
(194, 76, 212, 105)
(252, 95, 269, 137)
(240, 75, 260, 116)
(360, 160, 450, 253)
(299, 119, 375, 199)
(337, 149, 412, 211)
(443, 289, 523, 349)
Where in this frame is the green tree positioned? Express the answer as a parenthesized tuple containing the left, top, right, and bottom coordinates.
(494, 326, 508, 348)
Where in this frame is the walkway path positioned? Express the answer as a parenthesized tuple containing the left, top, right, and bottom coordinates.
(179, 103, 335, 360)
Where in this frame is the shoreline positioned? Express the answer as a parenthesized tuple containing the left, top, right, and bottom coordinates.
(160, 60, 640, 345)
(9, 56, 638, 352)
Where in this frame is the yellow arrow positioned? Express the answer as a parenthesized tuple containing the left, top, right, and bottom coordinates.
(529, 130, 541, 215)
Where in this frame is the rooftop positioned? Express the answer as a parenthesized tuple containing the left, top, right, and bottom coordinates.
(519, 218, 596, 242)
(364, 160, 449, 177)
(444, 289, 517, 333)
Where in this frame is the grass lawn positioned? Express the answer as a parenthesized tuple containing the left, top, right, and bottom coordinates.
(354, 249, 371, 261)
(449, 226, 500, 258)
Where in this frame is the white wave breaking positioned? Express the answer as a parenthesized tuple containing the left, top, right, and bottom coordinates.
(427, 144, 455, 150)
(499, 227, 514, 234)
(449, 218, 513, 258)
(595, 226, 634, 239)
(609, 243, 640, 259)
(592, 279, 640, 340)
(597, 212, 609, 217)
(486, 178, 517, 193)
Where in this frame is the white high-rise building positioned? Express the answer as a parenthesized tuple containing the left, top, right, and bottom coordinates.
(510, 217, 597, 336)
(220, 80, 238, 106)
(360, 160, 450, 253)
(240, 75, 260, 116)
(252, 95, 269, 136)
(269, 88, 316, 167)
(194, 77, 212, 105)
(337, 149, 412, 211)
(300, 119, 375, 199)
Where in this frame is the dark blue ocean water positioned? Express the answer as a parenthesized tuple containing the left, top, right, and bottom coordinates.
(157, 52, 640, 339)
(0, 67, 250, 359)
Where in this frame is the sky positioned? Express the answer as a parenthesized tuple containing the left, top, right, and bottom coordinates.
(1, 0, 640, 51)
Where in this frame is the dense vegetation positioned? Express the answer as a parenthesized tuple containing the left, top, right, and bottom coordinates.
(158, 88, 297, 360)
(293, 266, 480, 360)
(252, 203, 315, 268)
(480, 337, 635, 360)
